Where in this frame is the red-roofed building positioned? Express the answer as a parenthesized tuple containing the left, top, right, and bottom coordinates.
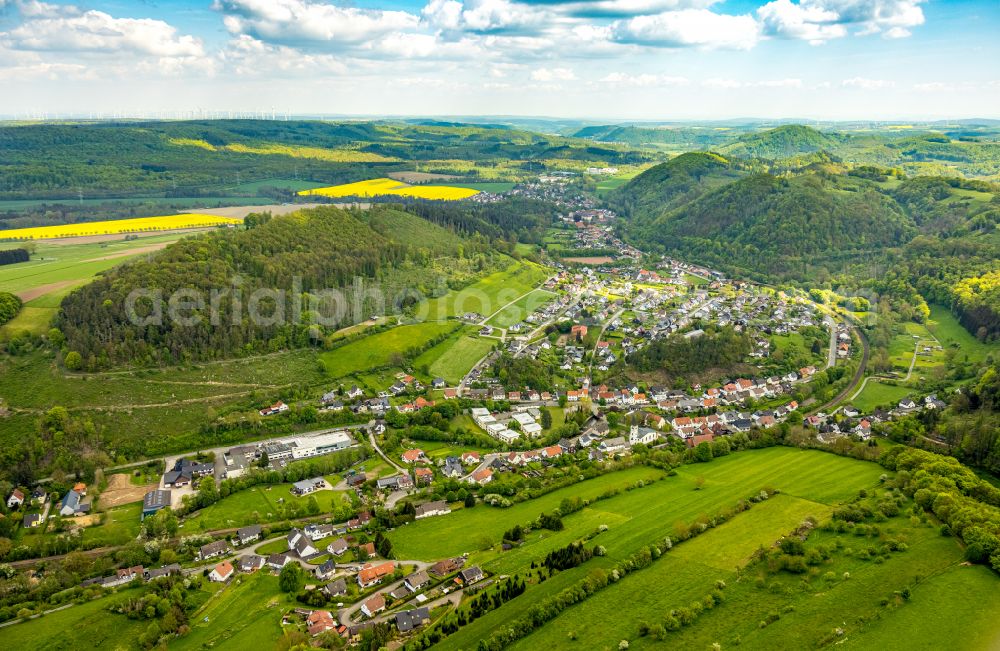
(307, 610, 336, 636)
(357, 561, 395, 588)
(686, 432, 715, 448)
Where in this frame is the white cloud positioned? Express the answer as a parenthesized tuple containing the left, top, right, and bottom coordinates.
(215, 0, 419, 46)
(422, 0, 547, 34)
(701, 77, 804, 88)
(531, 67, 577, 81)
(599, 71, 690, 86)
(611, 9, 760, 49)
(842, 76, 894, 89)
(220, 34, 346, 76)
(4, 2, 205, 58)
(758, 0, 925, 44)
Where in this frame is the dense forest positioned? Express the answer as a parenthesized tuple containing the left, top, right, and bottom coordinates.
(0, 292, 21, 327)
(56, 206, 493, 367)
(0, 120, 651, 200)
(0, 249, 29, 265)
(625, 327, 753, 384)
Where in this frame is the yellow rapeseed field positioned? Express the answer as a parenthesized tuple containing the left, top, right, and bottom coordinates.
(0, 213, 242, 240)
(299, 177, 479, 201)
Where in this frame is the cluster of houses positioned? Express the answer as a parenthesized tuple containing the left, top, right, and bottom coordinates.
(807, 394, 948, 441)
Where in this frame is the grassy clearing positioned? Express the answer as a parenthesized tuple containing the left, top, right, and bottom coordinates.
(318, 322, 458, 379)
(172, 573, 288, 651)
(421, 262, 551, 321)
(486, 289, 555, 328)
(852, 381, 913, 412)
(0, 589, 147, 649)
(927, 304, 997, 364)
(79, 503, 142, 547)
(0, 349, 325, 452)
(181, 479, 349, 531)
(414, 331, 494, 385)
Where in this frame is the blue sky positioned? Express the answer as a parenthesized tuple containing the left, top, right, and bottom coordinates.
(1, 0, 997, 119)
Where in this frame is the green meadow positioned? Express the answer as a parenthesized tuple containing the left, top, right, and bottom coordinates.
(421, 262, 551, 321)
(852, 380, 913, 412)
(318, 321, 458, 378)
(486, 288, 555, 328)
(414, 330, 495, 385)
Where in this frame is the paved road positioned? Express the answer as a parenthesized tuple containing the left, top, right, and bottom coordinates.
(825, 317, 838, 369)
(809, 315, 870, 415)
(337, 560, 435, 626)
(369, 430, 405, 473)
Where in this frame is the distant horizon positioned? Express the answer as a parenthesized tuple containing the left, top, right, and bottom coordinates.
(2, 113, 999, 125)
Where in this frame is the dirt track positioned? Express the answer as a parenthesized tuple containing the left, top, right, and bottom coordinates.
(81, 243, 169, 262)
(16, 279, 82, 302)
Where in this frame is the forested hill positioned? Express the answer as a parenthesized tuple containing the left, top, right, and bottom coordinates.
(56, 206, 492, 368)
(629, 173, 917, 282)
(608, 152, 742, 221)
(717, 125, 844, 160)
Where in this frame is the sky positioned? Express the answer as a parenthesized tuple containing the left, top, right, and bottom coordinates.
(0, 0, 998, 120)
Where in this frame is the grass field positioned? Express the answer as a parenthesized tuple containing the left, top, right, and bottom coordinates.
(421, 262, 551, 321)
(0, 588, 148, 649)
(181, 477, 346, 531)
(927, 304, 997, 363)
(0, 348, 325, 452)
(429, 448, 888, 650)
(79, 502, 143, 547)
(413, 330, 494, 384)
(229, 177, 327, 193)
(486, 288, 555, 328)
(318, 322, 458, 379)
(852, 380, 913, 412)
(172, 573, 288, 651)
(0, 214, 240, 241)
(300, 178, 479, 201)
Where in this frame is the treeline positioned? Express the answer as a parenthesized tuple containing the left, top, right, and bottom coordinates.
(407, 197, 558, 244)
(626, 327, 752, 382)
(0, 292, 21, 327)
(0, 249, 28, 265)
(56, 206, 469, 367)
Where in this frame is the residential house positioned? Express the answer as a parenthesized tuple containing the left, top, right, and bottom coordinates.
(315, 559, 338, 581)
(162, 458, 214, 487)
(361, 593, 386, 618)
(628, 426, 659, 446)
(414, 467, 434, 485)
(145, 564, 182, 581)
(459, 566, 484, 585)
(198, 540, 229, 561)
(598, 437, 628, 455)
(307, 610, 337, 636)
(267, 553, 292, 570)
(327, 537, 349, 556)
(469, 468, 493, 485)
(357, 561, 395, 588)
(429, 558, 462, 577)
(288, 528, 319, 557)
(414, 500, 450, 519)
(291, 477, 325, 496)
(236, 525, 263, 546)
(239, 555, 266, 573)
(7, 489, 24, 509)
(401, 449, 426, 464)
(405, 570, 430, 592)
(259, 401, 289, 416)
(395, 608, 431, 633)
(22, 513, 42, 529)
(58, 489, 90, 517)
(30, 487, 47, 506)
(209, 561, 235, 583)
(322, 578, 347, 598)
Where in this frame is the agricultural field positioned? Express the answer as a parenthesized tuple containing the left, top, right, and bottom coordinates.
(300, 177, 479, 201)
(0, 232, 193, 335)
(413, 329, 495, 385)
(431, 448, 888, 650)
(507, 493, 983, 651)
(0, 213, 241, 241)
(318, 322, 459, 379)
(486, 288, 556, 328)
